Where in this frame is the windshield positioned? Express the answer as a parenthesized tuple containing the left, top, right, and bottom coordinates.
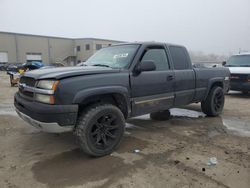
(226, 55, 250, 67)
(84, 44, 139, 68)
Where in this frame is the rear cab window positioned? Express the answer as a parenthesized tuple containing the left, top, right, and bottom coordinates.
(169, 46, 190, 70)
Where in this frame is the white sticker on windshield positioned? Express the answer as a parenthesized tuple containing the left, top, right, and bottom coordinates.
(113, 53, 128, 59)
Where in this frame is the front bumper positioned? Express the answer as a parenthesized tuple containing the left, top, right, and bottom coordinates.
(14, 93, 78, 133)
(230, 81, 250, 91)
(16, 109, 73, 133)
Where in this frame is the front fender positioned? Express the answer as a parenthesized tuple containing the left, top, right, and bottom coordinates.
(73, 86, 129, 104)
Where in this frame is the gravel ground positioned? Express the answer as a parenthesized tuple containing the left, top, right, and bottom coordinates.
(0, 71, 249, 188)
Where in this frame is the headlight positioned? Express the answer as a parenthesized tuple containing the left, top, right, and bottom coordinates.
(35, 94, 55, 104)
(35, 80, 58, 104)
(37, 80, 59, 90)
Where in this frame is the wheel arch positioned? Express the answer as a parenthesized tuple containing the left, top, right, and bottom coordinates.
(73, 86, 130, 119)
(204, 78, 224, 100)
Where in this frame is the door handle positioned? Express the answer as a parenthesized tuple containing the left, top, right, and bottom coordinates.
(167, 75, 174, 81)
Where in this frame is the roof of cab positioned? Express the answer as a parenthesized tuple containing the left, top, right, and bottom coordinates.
(111, 41, 185, 48)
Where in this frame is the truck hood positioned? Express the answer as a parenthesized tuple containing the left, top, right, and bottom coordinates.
(24, 66, 120, 80)
(228, 67, 250, 74)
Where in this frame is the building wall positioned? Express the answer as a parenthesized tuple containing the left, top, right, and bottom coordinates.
(0, 32, 123, 65)
(75, 39, 95, 62)
(0, 33, 17, 63)
(49, 38, 74, 64)
(75, 39, 121, 62)
(16, 35, 49, 63)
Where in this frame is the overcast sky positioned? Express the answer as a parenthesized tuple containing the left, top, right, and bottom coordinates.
(0, 0, 249, 55)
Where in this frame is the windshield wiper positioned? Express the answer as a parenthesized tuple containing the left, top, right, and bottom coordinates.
(92, 64, 111, 68)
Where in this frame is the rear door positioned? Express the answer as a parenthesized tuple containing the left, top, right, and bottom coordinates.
(168, 46, 195, 105)
(130, 45, 175, 116)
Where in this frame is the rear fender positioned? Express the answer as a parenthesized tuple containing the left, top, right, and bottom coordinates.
(204, 78, 224, 100)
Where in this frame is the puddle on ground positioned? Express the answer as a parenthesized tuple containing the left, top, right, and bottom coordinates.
(126, 108, 250, 138)
(170, 108, 206, 118)
(125, 123, 144, 130)
(124, 109, 208, 134)
(32, 148, 124, 188)
(32, 136, 148, 188)
(130, 108, 206, 120)
(222, 116, 250, 137)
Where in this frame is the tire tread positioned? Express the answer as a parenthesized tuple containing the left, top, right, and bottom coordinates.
(75, 103, 125, 156)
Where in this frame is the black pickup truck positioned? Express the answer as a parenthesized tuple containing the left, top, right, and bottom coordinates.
(15, 42, 230, 156)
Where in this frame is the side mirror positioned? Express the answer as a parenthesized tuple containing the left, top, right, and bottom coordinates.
(222, 61, 226, 66)
(135, 60, 156, 74)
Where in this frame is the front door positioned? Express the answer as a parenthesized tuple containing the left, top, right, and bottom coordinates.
(130, 45, 175, 116)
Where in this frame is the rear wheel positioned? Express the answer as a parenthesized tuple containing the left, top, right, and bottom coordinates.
(75, 104, 125, 157)
(201, 86, 225, 117)
(150, 110, 171, 121)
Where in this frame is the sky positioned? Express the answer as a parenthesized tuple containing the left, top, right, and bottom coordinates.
(0, 0, 249, 55)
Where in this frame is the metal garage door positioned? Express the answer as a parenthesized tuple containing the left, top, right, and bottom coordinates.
(26, 53, 42, 63)
(0, 52, 8, 63)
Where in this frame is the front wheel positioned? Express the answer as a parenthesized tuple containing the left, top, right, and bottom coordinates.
(201, 86, 225, 117)
(75, 104, 125, 157)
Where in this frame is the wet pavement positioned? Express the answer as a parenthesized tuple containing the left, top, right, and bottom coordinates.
(0, 72, 250, 188)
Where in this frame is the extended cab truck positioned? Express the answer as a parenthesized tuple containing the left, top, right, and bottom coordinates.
(223, 53, 250, 94)
(15, 42, 230, 156)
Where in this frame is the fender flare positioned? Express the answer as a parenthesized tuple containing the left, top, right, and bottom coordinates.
(73, 86, 131, 115)
(204, 77, 224, 99)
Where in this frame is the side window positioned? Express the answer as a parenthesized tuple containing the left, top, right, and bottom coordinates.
(169, 46, 189, 70)
(141, 48, 169, 70)
(85, 44, 90, 51)
(77, 46, 81, 52)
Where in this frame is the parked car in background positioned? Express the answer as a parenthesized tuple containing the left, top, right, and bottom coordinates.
(76, 62, 86, 67)
(7, 61, 44, 87)
(224, 53, 250, 94)
(6, 63, 24, 72)
(0, 63, 8, 71)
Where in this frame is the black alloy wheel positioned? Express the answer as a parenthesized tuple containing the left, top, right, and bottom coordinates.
(75, 104, 125, 157)
(201, 86, 225, 117)
(90, 113, 120, 149)
(213, 89, 224, 112)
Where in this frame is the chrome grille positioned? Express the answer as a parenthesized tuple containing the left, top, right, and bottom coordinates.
(19, 76, 36, 99)
(19, 76, 36, 87)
